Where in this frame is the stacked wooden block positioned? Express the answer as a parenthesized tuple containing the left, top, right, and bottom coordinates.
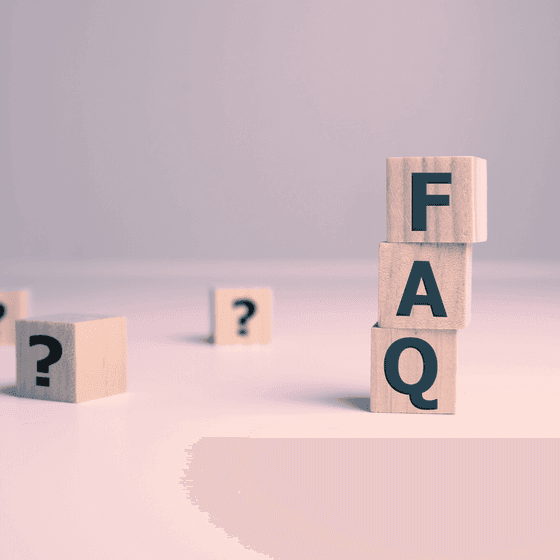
(371, 156, 487, 414)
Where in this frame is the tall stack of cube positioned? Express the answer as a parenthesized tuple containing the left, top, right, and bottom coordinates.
(371, 156, 487, 414)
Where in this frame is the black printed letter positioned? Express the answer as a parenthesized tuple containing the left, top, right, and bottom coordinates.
(384, 337, 438, 410)
(396, 261, 447, 318)
(412, 172, 451, 231)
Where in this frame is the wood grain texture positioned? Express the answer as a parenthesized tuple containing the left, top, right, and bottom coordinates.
(16, 314, 127, 403)
(386, 156, 487, 243)
(0, 291, 28, 346)
(214, 288, 272, 345)
(378, 242, 472, 330)
(370, 323, 456, 414)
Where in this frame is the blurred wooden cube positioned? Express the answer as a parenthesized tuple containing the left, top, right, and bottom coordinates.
(213, 288, 272, 345)
(0, 291, 28, 346)
(16, 314, 127, 403)
(386, 156, 487, 243)
(378, 242, 472, 330)
(370, 323, 456, 414)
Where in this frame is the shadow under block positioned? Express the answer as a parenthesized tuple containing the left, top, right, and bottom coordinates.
(214, 288, 272, 345)
(16, 314, 127, 403)
(378, 242, 472, 330)
(370, 323, 457, 414)
(386, 156, 487, 243)
(0, 291, 28, 346)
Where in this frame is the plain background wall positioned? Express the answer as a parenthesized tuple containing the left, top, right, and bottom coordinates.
(1, 0, 558, 261)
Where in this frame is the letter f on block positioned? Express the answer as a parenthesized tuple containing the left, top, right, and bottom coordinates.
(412, 173, 451, 231)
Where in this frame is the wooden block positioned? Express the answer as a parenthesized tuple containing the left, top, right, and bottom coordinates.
(16, 314, 127, 403)
(378, 242, 472, 330)
(0, 291, 29, 346)
(370, 323, 456, 414)
(386, 156, 487, 243)
(214, 288, 272, 345)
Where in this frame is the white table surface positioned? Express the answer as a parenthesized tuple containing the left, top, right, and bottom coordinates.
(1, 258, 558, 559)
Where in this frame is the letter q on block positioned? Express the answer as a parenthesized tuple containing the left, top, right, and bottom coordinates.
(370, 324, 457, 414)
(213, 288, 272, 346)
(386, 156, 487, 243)
(16, 314, 127, 403)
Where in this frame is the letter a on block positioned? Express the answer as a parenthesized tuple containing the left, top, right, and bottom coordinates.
(370, 324, 457, 414)
(378, 242, 472, 330)
(396, 261, 447, 318)
(386, 156, 487, 243)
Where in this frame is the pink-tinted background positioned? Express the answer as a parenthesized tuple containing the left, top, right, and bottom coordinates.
(1, 1, 559, 558)
(1, 0, 559, 260)
(1, 259, 558, 558)
(185, 438, 559, 560)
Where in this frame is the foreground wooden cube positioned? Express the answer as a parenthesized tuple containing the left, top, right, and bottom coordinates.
(378, 242, 472, 330)
(213, 288, 272, 345)
(386, 156, 487, 243)
(0, 291, 28, 346)
(370, 323, 456, 414)
(16, 314, 127, 403)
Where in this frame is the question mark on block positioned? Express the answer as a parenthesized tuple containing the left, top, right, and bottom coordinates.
(233, 299, 256, 336)
(30, 335, 63, 387)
